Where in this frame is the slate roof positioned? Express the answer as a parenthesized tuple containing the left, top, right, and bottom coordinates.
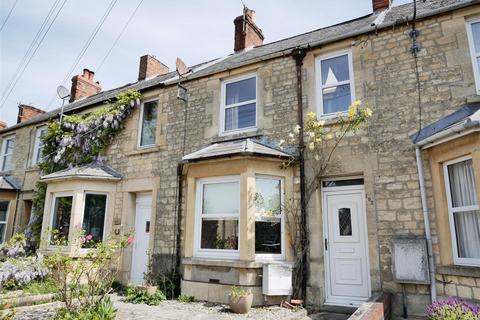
(182, 138, 294, 162)
(1, 0, 478, 134)
(0, 175, 21, 191)
(410, 104, 480, 145)
(41, 164, 122, 182)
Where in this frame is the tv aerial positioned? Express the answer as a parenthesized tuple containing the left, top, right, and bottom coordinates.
(176, 57, 190, 101)
(56, 85, 70, 124)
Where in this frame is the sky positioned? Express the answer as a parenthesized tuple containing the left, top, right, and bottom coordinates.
(0, 0, 412, 126)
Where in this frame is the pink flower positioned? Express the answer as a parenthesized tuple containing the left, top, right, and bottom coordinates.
(85, 234, 93, 241)
(127, 236, 134, 244)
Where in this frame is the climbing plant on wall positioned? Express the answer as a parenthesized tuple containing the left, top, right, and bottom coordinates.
(24, 89, 142, 248)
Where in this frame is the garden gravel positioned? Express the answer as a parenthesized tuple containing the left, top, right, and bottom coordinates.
(8, 294, 307, 320)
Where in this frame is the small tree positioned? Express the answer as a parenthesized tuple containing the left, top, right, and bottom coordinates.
(281, 100, 372, 298)
(44, 232, 133, 314)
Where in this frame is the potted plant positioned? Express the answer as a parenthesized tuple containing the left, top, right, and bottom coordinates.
(143, 254, 158, 296)
(229, 285, 253, 314)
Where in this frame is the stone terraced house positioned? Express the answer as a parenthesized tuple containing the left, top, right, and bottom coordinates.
(0, 0, 479, 317)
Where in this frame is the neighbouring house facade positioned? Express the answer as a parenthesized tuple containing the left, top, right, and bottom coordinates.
(0, 0, 480, 316)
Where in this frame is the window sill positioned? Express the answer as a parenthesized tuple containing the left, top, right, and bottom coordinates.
(317, 111, 349, 126)
(125, 145, 161, 156)
(183, 257, 263, 269)
(437, 265, 480, 278)
(212, 130, 263, 144)
(183, 257, 292, 269)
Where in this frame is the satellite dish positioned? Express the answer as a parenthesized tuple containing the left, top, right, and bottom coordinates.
(176, 57, 189, 77)
(57, 85, 70, 99)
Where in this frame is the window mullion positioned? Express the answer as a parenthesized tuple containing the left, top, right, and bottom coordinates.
(225, 99, 257, 109)
(321, 79, 351, 90)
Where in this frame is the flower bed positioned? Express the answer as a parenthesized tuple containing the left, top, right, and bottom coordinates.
(427, 297, 480, 320)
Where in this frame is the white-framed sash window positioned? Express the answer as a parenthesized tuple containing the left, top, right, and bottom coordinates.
(316, 50, 355, 116)
(138, 100, 158, 148)
(466, 17, 480, 94)
(443, 156, 480, 266)
(0, 135, 15, 171)
(254, 175, 284, 260)
(194, 176, 240, 259)
(0, 201, 9, 243)
(220, 74, 257, 134)
(32, 126, 47, 166)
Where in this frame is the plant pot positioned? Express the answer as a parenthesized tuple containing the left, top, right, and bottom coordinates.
(229, 292, 253, 314)
(145, 285, 157, 296)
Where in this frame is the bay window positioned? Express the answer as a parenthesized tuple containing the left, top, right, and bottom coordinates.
(0, 201, 9, 243)
(82, 193, 107, 247)
(221, 74, 257, 134)
(138, 100, 158, 147)
(316, 50, 355, 115)
(1, 135, 15, 171)
(255, 176, 284, 259)
(195, 177, 240, 258)
(443, 156, 480, 266)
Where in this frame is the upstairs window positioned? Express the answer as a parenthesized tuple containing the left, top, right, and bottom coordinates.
(221, 74, 256, 134)
(195, 177, 240, 258)
(444, 156, 480, 266)
(255, 176, 283, 259)
(32, 126, 47, 166)
(0, 201, 9, 244)
(466, 18, 480, 94)
(1, 135, 15, 171)
(138, 100, 158, 147)
(316, 51, 355, 115)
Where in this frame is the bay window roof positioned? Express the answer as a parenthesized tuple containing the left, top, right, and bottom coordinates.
(41, 164, 122, 182)
(411, 104, 480, 147)
(182, 138, 294, 163)
(0, 175, 21, 191)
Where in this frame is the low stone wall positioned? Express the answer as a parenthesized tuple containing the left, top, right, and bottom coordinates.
(349, 294, 392, 320)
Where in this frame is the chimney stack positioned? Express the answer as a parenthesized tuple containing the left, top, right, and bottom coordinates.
(234, 8, 264, 52)
(138, 55, 169, 81)
(372, 0, 391, 12)
(0, 121, 7, 130)
(70, 68, 102, 103)
(17, 104, 46, 124)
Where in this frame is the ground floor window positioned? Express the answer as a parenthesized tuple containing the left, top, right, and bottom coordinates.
(254, 176, 283, 258)
(0, 201, 9, 243)
(195, 177, 240, 258)
(51, 195, 73, 244)
(82, 193, 107, 247)
(444, 156, 480, 266)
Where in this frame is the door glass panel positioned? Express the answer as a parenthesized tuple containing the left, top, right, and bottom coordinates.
(338, 208, 352, 236)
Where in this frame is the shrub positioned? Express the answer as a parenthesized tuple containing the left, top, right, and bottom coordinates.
(45, 232, 132, 316)
(230, 285, 251, 298)
(54, 296, 116, 320)
(156, 271, 181, 300)
(124, 286, 166, 305)
(177, 294, 194, 303)
(0, 254, 49, 289)
(427, 297, 480, 320)
(0, 233, 28, 258)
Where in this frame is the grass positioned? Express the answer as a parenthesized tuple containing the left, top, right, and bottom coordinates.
(0, 278, 58, 296)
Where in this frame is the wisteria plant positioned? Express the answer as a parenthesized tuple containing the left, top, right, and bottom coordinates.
(23, 89, 142, 248)
(427, 297, 480, 320)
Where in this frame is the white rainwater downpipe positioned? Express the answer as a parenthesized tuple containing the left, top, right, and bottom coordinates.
(415, 146, 437, 302)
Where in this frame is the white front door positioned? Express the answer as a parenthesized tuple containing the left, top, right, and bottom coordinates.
(131, 193, 152, 285)
(323, 186, 370, 306)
